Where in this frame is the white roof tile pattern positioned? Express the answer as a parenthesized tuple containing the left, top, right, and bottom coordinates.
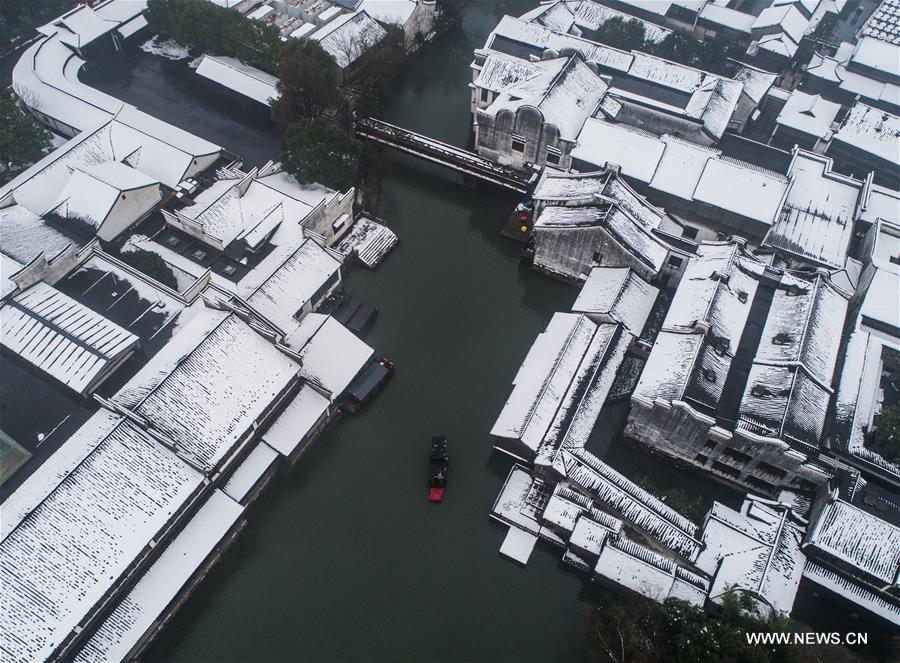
(0, 282, 138, 393)
(73, 490, 243, 661)
(0, 415, 203, 662)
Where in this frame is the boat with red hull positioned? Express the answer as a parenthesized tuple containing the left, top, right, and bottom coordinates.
(429, 436, 448, 502)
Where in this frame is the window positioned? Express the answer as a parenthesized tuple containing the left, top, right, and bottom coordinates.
(703, 368, 717, 383)
(722, 447, 752, 465)
(746, 476, 776, 493)
(480, 88, 489, 103)
(737, 290, 748, 303)
(546, 150, 560, 166)
(793, 478, 816, 491)
(694, 454, 709, 465)
(223, 263, 237, 276)
(166, 235, 180, 247)
(682, 226, 699, 240)
(711, 461, 740, 479)
(192, 249, 207, 261)
(756, 461, 787, 479)
(704, 439, 717, 450)
(668, 255, 683, 268)
(511, 135, 525, 153)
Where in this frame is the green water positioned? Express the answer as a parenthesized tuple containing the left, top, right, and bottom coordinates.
(145, 3, 737, 661)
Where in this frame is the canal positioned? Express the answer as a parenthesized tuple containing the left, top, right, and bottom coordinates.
(84, 2, 740, 661)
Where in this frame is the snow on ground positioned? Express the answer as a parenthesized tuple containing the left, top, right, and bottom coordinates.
(140, 37, 191, 61)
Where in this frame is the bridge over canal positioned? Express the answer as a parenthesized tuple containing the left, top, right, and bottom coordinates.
(355, 118, 534, 194)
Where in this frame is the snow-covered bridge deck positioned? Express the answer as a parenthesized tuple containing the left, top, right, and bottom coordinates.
(356, 118, 533, 194)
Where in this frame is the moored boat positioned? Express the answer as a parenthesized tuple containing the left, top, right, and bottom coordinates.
(429, 436, 448, 502)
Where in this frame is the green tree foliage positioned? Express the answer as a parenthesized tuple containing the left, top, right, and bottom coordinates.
(592, 17, 731, 75)
(0, 0, 72, 46)
(586, 596, 798, 663)
(280, 119, 362, 191)
(875, 403, 900, 462)
(650, 32, 730, 75)
(350, 25, 406, 119)
(0, 99, 51, 169)
(118, 249, 179, 290)
(592, 16, 647, 51)
(146, 0, 280, 73)
(272, 39, 340, 127)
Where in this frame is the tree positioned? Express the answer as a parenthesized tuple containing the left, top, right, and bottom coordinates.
(118, 248, 179, 290)
(586, 596, 799, 663)
(146, 0, 281, 73)
(592, 16, 647, 51)
(649, 32, 730, 75)
(279, 119, 362, 191)
(0, 98, 51, 169)
(874, 403, 900, 462)
(272, 39, 341, 127)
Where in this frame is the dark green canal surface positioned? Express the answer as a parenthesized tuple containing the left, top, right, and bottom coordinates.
(91, 3, 740, 661)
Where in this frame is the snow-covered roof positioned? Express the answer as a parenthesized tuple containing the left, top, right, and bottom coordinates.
(733, 65, 778, 104)
(535, 323, 631, 466)
(693, 157, 789, 227)
(861, 0, 900, 46)
(806, 45, 900, 111)
(483, 55, 607, 141)
(520, 0, 576, 32)
(851, 36, 900, 78)
(755, 273, 847, 384)
(832, 102, 900, 166)
(533, 167, 610, 202)
(290, 22, 318, 39)
(556, 448, 702, 559)
(753, 3, 808, 42)
(263, 383, 331, 455)
(804, 560, 900, 626)
(310, 10, 387, 69)
(359, 0, 417, 26)
(53, 162, 159, 230)
(763, 151, 861, 267)
(833, 329, 900, 478)
(776, 90, 840, 139)
(0, 253, 23, 299)
(650, 134, 718, 198)
(242, 238, 341, 334)
(196, 55, 281, 106)
(699, 3, 755, 32)
(0, 282, 138, 393)
(634, 242, 765, 410)
(223, 443, 279, 502)
(1, 112, 220, 223)
(573, 119, 666, 182)
(572, 266, 659, 335)
(73, 489, 243, 662)
(112, 310, 301, 471)
(283, 313, 374, 397)
(173, 167, 315, 248)
(806, 498, 900, 586)
(0, 204, 76, 264)
(532, 175, 669, 278)
(696, 498, 806, 615)
(572, 0, 672, 42)
(594, 535, 708, 605)
(492, 313, 600, 452)
(473, 52, 543, 93)
(0, 411, 203, 662)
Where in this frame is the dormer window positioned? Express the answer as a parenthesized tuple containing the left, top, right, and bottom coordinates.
(703, 369, 717, 383)
(737, 291, 748, 303)
(751, 385, 770, 397)
(772, 332, 793, 345)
